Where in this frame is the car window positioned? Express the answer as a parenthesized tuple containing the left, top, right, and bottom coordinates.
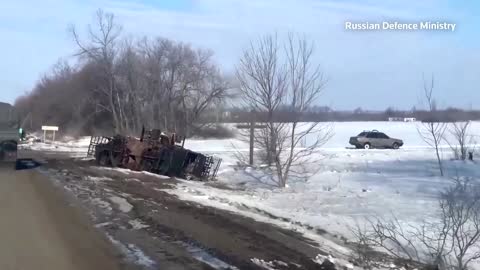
(366, 133, 377, 138)
(379, 133, 389, 139)
(358, 132, 367, 137)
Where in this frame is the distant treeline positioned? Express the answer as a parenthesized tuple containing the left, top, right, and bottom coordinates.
(209, 107, 480, 123)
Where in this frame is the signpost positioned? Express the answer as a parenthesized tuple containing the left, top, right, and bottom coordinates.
(41, 126, 59, 143)
(237, 119, 267, 166)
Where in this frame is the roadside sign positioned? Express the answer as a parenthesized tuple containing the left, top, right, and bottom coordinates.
(41, 126, 59, 142)
(41, 126, 59, 131)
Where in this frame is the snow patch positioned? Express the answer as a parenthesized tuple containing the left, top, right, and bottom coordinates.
(105, 233, 155, 268)
(127, 244, 155, 267)
(88, 176, 113, 182)
(250, 258, 276, 270)
(313, 254, 335, 264)
(314, 254, 356, 270)
(95, 222, 112, 228)
(186, 244, 239, 270)
(91, 198, 112, 210)
(128, 219, 149, 230)
(96, 167, 171, 180)
(109, 196, 133, 213)
(250, 258, 288, 269)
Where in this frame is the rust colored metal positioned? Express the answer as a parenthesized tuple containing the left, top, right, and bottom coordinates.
(88, 129, 221, 181)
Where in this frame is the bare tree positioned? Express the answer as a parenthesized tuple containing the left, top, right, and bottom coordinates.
(274, 34, 332, 187)
(178, 49, 231, 136)
(115, 39, 146, 133)
(236, 33, 331, 187)
(137, 38, 229, 135)
(236, 34, 287, 168)
(417, 74, 447, 176)
(69, 9, 126, 133)
(447, 122, 472, 161)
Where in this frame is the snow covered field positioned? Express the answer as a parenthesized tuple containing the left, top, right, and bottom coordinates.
(179, 122, 480, 246)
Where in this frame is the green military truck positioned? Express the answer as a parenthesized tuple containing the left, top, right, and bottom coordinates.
(0, 102, 19, 162)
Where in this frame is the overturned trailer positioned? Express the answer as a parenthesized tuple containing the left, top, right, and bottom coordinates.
(87, 129, 221, 181)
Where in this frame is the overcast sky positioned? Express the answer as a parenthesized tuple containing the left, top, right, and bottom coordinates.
(1, 0, 478, 110)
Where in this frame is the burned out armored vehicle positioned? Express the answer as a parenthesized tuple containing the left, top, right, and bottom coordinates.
(87, 128, 221, 180)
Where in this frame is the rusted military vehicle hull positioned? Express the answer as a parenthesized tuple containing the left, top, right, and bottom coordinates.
(87, 134, 221, 181)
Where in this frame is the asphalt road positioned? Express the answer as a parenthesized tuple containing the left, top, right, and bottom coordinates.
(0, 165, 124, 270)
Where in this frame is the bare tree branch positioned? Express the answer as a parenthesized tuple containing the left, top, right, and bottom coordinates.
(236, 33, 331, 187)
(417, 74, 447, 176)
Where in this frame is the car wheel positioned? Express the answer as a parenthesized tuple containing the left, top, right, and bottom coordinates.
(392, 143, 400, 149)
(364, 143, 371, 149)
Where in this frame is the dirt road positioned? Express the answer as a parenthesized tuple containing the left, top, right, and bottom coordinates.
(0, 165, 125, 270)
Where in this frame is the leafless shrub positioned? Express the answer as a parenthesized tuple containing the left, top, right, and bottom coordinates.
(440, 177, 480, 270)
(417, 74, 447, 176)
(352, 177, 480, 270)
(447, 122, 473, 161)
(350, 223, 381, 270)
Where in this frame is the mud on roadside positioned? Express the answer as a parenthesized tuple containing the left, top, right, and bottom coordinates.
(39, 157, 338, 270)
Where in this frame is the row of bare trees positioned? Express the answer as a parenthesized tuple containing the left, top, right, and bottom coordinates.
(16, 10, 229, 136)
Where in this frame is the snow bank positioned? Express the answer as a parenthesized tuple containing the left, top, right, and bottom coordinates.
(170, 148, 480, 238)
(20, 136, 91, 155)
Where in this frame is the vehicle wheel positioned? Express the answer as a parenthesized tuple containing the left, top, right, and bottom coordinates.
(140, 158, 154, 172)
(392, 143, 400, 149)
(97, 151, 111, 166)
(364, 143, 371, 150)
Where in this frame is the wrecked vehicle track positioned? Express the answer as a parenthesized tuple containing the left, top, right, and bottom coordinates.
(43, 157, 329, 270)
